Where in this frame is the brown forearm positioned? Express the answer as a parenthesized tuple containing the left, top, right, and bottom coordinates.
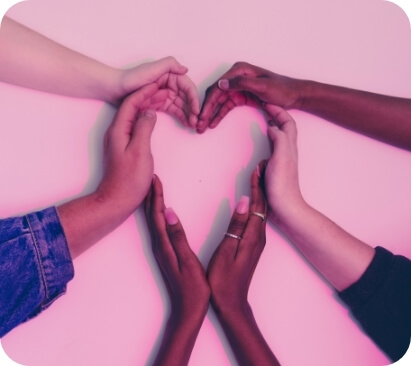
(214, 305, 280, 366)
(152, 312, 205, 366)
(296, 79, 411, 150)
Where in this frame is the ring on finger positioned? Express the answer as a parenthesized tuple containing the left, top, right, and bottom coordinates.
(250, 212, 266, 221)
(224, 232, 242, 240)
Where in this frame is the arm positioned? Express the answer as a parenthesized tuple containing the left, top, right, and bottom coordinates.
(57, 83, 165, 258)
(0, 16, 198, 120)
(199, 61, 411, 151)
(263, 103, 375, 292)
(144, 176, 210, 366)
(207, 165, 280, 366)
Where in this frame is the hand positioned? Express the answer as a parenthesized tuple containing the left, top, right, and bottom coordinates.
(198, 61, 301, 133)
(96, 83, 166, 216)
(144, 175, 210, 320)
(263, 104, 304, 223)
(113, 56, 200, 128)
(207, 163, 267, 311)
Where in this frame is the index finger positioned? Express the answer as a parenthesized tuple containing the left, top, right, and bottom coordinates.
(237, 165, 267, 259)
(197, 64, 246, 133)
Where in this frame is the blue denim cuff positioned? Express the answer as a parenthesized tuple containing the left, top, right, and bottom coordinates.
(0, 206, 74, 337)
(26, 206, 74, 310)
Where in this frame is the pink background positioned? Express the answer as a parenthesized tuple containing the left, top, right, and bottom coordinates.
(1, 0, 411, 365)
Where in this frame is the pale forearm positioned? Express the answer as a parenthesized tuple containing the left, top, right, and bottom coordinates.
(275, 201, 375, 292)
(295, 79, 411, 150)
(214, 305, 280, 366)
(0, 17, 120, 102)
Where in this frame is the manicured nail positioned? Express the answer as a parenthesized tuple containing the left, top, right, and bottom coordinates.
(236, 196, 249, 214)
(218, 79, 229, 90)
(165, 207, 179, 225)
(144, 109, 156, 118)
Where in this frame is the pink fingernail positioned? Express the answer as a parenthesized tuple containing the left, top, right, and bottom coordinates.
(256, 164, 261, 177)
(165, 207, 179, 225)
(218, 79, 229, 90)
(236, 196, 249, 214)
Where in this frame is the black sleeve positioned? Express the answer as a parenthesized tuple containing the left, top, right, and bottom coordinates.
(338, 246, 411, 362)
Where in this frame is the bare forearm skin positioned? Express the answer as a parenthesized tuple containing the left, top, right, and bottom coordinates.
(0, 17, 120, 102)
(273, 201, 375, 292)
(57, 192, 134, 259)
(212, 303, 280, 366)
(152, 310, 207, 366)
(295, 80, 411, 151)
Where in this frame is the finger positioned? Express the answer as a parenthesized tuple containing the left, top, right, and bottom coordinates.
(218, 76, 266, 98)
(144, 179, 156, 242)
(197, 62, 259, 133)
(238, 167, 267, 259)
(165, 103, 189, 127)
(217, 196, 250, 259)
(110, 83, 159, 147)
(208, 92, 250, 129)
(177, 75, 200, 128)
(265, 104, 297, 141)
(164, 207, 198, 270)
(197, 84, 223, 133)
(148, 56, 188, 78)
(127, 109, 157, 152)
(150, 176, 179, 268)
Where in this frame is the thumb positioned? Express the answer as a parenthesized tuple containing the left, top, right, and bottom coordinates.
(128, 109, 157, 152)
(265, 104, 297, 143)
(218, 76, 264, 95)
(267, 124, 282, 153)
(148, 56, 188, 78)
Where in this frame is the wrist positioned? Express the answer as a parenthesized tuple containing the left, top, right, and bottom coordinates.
(294, 79, 316, 111)
(93, 186, 136, 222)
(271, 199, 314, 234)
(100, 67, 124, 105)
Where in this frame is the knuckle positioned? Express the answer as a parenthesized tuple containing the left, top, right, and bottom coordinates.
(229, 218, 246, 232)
(165, 55, 176, 63)
(233, 61, 248, 69)
(169, 227, 186, 243)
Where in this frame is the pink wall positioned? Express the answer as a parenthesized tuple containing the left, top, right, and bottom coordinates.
(1, 0, 411, 365)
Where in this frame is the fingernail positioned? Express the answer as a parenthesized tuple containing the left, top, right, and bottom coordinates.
(144, 109, 156, 118)
(164, 207, 179, 225)
(236, 196, 249, 214)
(197, 119, 205, 129)
(256, 164, 260, 177)
(218, 79, 229, 90)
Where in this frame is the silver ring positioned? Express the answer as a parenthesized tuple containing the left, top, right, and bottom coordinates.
(250, 212, 266, 221)
(224, 232, 242, 240)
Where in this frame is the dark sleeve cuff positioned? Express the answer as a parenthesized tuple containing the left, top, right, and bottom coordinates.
(338, 246, 411, 362)
(338, 246, 394, 309)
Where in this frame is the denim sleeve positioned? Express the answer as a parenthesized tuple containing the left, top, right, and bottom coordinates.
(0, 206, 74, 337)
(338, 246, 411, 362)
